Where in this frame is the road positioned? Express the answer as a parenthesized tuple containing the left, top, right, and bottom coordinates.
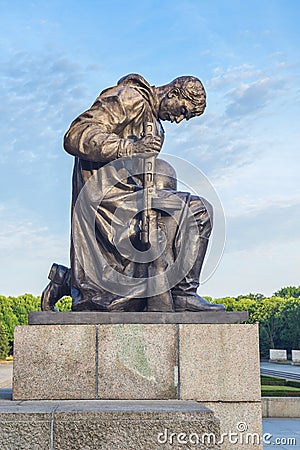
(263, 419, 300, 449)
(261, 362, 300, 381)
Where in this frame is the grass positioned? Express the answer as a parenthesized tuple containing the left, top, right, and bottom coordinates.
(261, 375, 300, 397)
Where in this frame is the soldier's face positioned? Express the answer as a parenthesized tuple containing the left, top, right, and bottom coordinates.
(159, 90, 206, 123)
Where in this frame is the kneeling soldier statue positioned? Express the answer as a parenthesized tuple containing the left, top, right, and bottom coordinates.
(41, 74, 225, 313)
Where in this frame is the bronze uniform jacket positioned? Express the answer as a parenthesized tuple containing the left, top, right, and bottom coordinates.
(64, 74, 166, 309)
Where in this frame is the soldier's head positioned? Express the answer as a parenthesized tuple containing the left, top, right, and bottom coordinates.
(157, 76, 206, 123)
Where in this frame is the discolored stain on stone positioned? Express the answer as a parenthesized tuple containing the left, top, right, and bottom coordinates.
(97, 324, 178, 399)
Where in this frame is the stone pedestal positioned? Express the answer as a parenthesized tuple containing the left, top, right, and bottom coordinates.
(13, 324, 178, 400)
(0, 400, 220, 450)
(12, 313, 262, 449)
(179, 324, 262, 449)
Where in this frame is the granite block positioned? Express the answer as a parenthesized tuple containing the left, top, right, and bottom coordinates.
(97, 324, 178, 399)
(292, 350, 300, 364)
(53, 400, 220, 449)
(179, 324, 261, 402)
(202, 401, 262, 450)
(12, 322, 262, 408)
(13, 325, 96, 400)
(0, 402, 54, 450)
(0, 400, 221, 449)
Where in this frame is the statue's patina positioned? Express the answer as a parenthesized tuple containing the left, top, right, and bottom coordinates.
(41, 74, 225, 313)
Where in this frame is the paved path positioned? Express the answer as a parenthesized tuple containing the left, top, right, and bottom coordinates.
(0, 362, 13, 390)
(263, 419, 300, 449)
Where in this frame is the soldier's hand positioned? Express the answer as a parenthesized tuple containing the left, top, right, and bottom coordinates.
(132, 135, 162, 157)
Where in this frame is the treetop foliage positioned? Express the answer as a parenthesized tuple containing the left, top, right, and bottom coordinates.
(273, 286, 300, 298)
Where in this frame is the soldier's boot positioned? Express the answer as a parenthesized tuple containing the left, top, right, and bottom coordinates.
(172, 198, 225, 314)
(172, 237, 225, 312)
(41, 263, 71, 311)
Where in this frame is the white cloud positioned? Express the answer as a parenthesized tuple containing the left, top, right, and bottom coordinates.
(203, 237, 300, 298)
(0, 202, 69, 296)
(226, 202, 300, 252)
(225, 77, 285, 117)
(0, 50, 99, 166)
(208, 64, 262, 90)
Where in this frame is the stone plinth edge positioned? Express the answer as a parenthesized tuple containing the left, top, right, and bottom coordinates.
(0, 400, 221, 450)
(28, 310, 249, 325)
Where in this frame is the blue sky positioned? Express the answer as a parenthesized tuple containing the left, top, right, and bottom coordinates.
(0, 0, 299, 298)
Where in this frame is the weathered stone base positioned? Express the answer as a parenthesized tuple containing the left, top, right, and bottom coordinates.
(12, 322, 262, 448)
(0, 400, 220, 450)
(13, 324, 178, 400)
(203, 402, 262, 450)
(13, 323, 261, 401)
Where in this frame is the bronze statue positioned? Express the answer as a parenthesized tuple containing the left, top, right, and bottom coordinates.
(41, 74, 224, 313)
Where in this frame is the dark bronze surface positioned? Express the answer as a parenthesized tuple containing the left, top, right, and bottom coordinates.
(41, 74, 225, 313)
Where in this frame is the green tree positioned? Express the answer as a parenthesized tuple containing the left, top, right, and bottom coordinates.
(236, 293, 265, 301)
(55, 296, 72, 311)
(0, 296, 19, 344)
(0, 294, 40, 349)
(274, 298, 300, 350)
(0, 321, 9, 359)
(274, 286, 300, 298)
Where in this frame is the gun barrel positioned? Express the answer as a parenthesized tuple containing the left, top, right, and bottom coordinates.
(140, 122, 155, 245)
(141, 156, 155, 244)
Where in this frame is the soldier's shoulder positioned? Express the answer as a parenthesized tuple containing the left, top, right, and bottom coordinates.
(101, 84, 144, 103)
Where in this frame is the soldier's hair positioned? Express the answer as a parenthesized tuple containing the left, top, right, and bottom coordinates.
(171, 76, 206, 106)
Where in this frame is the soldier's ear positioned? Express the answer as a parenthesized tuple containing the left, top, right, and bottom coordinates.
(167, 87, 181, 99)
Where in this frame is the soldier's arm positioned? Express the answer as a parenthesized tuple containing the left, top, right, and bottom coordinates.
(64, 88, 160, 162)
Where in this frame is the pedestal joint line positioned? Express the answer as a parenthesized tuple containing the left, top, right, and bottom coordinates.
(50, 405, 58, 450)
(95, 325, 99, 399)
(177, 323, 181, 399)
